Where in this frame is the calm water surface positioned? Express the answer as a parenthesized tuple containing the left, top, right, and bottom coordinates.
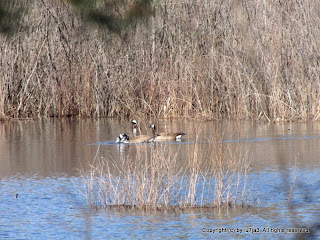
(0, 119, 320, 239)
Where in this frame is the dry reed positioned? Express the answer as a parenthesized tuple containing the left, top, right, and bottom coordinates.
(80, 134, 252, 210)
(1, 0, 319, 120)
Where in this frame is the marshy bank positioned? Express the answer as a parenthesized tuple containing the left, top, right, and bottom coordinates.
(1, 0, 320, 120)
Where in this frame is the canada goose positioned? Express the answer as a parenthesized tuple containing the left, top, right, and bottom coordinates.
(149, 124, 186, 141)
(116, 133, 156, 143)
(131, 119, 141, 136)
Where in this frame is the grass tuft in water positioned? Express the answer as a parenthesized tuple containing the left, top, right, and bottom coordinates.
(80, 133, 252, 211)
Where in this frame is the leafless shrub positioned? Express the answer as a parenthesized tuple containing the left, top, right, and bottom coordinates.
(1, 0, 319, 120)
(80, 134, 252, 210)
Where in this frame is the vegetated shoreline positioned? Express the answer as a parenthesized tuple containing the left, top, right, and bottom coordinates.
(1, 0, 319, 121)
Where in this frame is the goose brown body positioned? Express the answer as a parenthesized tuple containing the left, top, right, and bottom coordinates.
(149, 124, 186, 141)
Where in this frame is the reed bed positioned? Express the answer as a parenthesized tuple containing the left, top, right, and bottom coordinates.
(1, 0, 320, 120)
(80, 136, 252, 210)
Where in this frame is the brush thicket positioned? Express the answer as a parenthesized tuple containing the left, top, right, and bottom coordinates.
(81, 133, 252, 210)
(1, 0, 319, 120)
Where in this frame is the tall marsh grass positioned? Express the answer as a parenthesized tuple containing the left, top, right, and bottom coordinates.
(81, 136, 252, 210)
(1, 0, 320, 120)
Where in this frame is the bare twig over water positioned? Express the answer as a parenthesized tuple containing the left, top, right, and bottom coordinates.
(80, 133, 252, 210)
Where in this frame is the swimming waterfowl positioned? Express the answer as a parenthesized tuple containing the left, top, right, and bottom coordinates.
(131, 119, 141, 136)
(116, 133, 156, 143)
(149, 124, 186, 141)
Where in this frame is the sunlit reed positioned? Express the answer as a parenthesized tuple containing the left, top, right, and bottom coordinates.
(1, 0, 319, 121)
(80, 134, 252, 211)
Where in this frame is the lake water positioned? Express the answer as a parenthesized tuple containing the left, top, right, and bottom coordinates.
(0, 119, 319, 239)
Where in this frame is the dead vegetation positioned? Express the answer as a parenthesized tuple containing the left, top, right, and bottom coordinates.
(80, 134, 252, 210)
(1, 0, 320, 120)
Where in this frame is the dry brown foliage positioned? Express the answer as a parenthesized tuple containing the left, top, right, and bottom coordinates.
(1, 0, 320, 120)
(80, 134, 252, 210)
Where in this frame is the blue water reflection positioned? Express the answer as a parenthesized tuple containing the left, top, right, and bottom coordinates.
(1, 119, 320, 239)
(0, 169, 319, 239)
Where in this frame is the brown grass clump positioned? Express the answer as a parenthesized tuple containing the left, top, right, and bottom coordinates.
(80, 134, 252, 210)
(1, 0, 319, 120)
